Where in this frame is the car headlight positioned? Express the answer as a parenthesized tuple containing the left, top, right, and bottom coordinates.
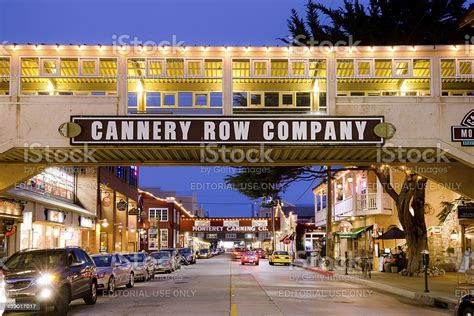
(37, 274, 56, 286)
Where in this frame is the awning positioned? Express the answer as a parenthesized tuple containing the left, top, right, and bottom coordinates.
(7, 188, 96, 217)
(335, 225, 373, 239)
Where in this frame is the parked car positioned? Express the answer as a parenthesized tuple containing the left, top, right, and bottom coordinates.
(178, 248, 196, 265)
(150, 251, 174, 273)
(91, 253, 134, 294)
(241, 251, 259, 266)
(456, 294, 474, 315)
(269, 251, 292, 266)
(231, 247, 245, 260)
(255, 248, 266, 259)
(197, 248, 212, 259)
(160, 248, 182, 270)
(123, 253, 155, 281)
(2, 247, 97, 315)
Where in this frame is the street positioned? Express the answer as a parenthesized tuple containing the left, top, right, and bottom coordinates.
(70, 254, 450, 316)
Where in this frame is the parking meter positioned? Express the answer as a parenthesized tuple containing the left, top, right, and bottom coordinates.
(421, 250, 430, 293)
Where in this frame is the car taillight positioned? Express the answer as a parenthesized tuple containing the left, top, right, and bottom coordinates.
(243, 257, 247, 260)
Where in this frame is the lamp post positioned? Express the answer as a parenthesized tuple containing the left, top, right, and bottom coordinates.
(326, 166, 333, 259)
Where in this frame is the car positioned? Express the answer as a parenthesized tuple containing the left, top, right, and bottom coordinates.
(91, 253, 134, 294)
(160, 248, 182, 270)
(2, 247, 98, 315)
(269, 251, 292, 266)
(255, 248, 266, 259)
(197, 248, 212, 259)
(231, 247, 245, 260)
(123, 252, 155, 281)
(178, 248, 196, 265)
(455, 293, 474, 315)
(241, 251, 259, 266)
(150, 251, 174, 273)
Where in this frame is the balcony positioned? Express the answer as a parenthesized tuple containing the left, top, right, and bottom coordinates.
(334, 193, 393, 221)
(315, 208, 327, 227)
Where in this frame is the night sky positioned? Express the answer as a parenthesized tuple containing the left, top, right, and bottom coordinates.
(0, 0, 338, 216)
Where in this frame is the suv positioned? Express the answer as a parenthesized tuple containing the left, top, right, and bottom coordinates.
(2, 247, 97, 315)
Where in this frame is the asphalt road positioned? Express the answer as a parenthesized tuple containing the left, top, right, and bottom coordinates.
(69, 253, 451, 316)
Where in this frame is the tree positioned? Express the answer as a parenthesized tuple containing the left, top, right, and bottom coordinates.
(282, 0, 473, 46)
(226, 166, 429, 274)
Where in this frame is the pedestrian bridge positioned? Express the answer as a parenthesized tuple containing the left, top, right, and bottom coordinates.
(0, 44, 473, 197)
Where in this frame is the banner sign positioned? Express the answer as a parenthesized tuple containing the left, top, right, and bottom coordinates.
(70, 116, 384, 145)
(458, 206, 474, 219)
(452, 110, 474, 147)
(181, 218, 277, 233)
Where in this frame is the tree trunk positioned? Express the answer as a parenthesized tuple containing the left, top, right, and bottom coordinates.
(374, 168, 428, 275)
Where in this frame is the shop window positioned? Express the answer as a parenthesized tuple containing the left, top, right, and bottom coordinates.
(166, 59, 184, 77)
(160, 229, 169, 248)
(394, 60, 410, 77)
(296, 92, 311, 107)
(80, 59, 98, 76)
(195, 93, 208, 106)
(264, 92, 279, 107)
(459, 60, 473, 76)
(147, 59, 164, 76)
(146, 92, 161, 106)
(232, 59, 250, 77)
(99, 58, 117, 77)
(163, 93, 177, 106)
(60, 58, 79, 76)
(233, 92, 248, 106)
(187, 60, 203, 77)
(210, 92, 222, 106)
(270, 59, 288, 77)
(40, 58, 59, 76)
(282, 93, 294, 106)
(178, 92, 193, 106)
(441, 58, 474, 96)
(374, 59, 392, 77)
(253, 60, 268, 76)
(413, 59, 430, 77)
(250, 93, 262, 106)
(204, 59, 223, 77)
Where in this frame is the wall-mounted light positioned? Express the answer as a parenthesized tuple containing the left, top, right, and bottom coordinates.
(450, 230, 458, 240)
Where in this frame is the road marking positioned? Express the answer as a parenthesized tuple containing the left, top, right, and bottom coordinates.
(231, 303, 237, 316)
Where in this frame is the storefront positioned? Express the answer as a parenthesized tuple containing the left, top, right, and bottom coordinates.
(0, 199, 23, 258)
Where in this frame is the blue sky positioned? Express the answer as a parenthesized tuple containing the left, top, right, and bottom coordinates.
(0, 0, 335, 216)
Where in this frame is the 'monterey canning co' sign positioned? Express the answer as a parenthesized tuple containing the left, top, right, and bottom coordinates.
(69, 116, 384, 145)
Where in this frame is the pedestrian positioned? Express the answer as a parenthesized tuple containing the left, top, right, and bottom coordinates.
(396, 246, 405, 271)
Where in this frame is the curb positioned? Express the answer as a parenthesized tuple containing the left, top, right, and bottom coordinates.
(292, 263, 457, 310)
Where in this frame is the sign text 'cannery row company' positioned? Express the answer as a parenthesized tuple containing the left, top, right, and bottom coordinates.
(70, 116, 384, 145)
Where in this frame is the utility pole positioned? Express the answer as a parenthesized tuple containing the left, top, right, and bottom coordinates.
(326, 166, 333, 258)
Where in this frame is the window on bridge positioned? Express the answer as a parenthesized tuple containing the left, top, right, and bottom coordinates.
(232, 58, 327, 114)
(0, 58, 9, 95)
(19, 57, 117, 96)
(336, 58, 431, 97)
(441, 59, 474, 96)
(127, 58, 223, 115)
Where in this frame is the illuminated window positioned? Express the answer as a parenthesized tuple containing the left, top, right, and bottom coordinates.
(147, 59, 164, 76)
(99, 58, 117, 77)
(356, 60, 371, 77)
(21, 58, 39, 76)
(270, 59, 288, 77)
(336, 60, 354, 77)
(394, 60, 410, 76)
(166, 59, 184, 77)
(128, 59, 146, 77)
(291, 60, 306, 77)
(309, 59, 326, 77)
(80, 59, 97, 76)
(186, 60, 202, 77)
(40, 58, 59, 76)
(459, 60, 473, 76)
(374, 59, 392, 77)
(441, 59, 474, 96)
(413, 59, 430, 77)
(232, 59, 250, 77)
(60, 58, 79, 76)
(252, 60, 268, 76)
(0, 58, 10, 95)
(204, 59, 222, 77)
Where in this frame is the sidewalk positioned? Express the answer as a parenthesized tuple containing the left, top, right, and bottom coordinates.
(293, 259, 471, 310)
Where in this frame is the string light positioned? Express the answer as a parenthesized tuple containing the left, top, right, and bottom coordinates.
(55, 44, 61, 51)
